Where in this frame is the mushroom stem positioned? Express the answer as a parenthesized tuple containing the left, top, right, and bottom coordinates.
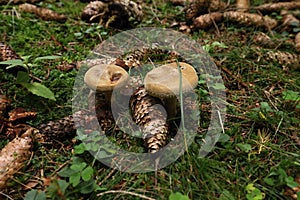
(163, 97, 178, 120)
(102, 91, 113, 105)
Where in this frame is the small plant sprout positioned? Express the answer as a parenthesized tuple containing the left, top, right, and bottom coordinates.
(0, 55, 60, 100)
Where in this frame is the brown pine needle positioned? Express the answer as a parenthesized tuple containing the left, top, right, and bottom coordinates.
(97, 190, 156, 200)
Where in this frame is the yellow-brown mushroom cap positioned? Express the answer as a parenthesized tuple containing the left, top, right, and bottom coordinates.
(84, 64, 129, 92)
(144, 62, 198, 98)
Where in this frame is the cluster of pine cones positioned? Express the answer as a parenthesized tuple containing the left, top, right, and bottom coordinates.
(0, 0, 144, 28)
(171, 0, 300, 70)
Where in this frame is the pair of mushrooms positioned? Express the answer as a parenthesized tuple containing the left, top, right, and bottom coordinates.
(84, 62, 198, 120)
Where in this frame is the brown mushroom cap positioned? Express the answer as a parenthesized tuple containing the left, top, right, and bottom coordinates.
(84, 64, 129, 92)
(144, 62, 198, 98)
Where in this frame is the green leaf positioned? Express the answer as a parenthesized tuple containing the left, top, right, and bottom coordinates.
(77, 179, 96, 194)
(58, 167, 77, 177)
(260, 102, 273, 112)
(212, 83, 226, 90)
(218, 189, 236, 200)
(70, 162, 87, 172)
(263, 177, 275, 186)
(218, 133, 230, 143)
(285, 176, 299, 188)
(57, 180, 69, 193)
(47, 179, 69, 197)
(34, 55, 61, 62)
(0, 59, 27, 70)
(74, 143, 86, 154)
(70, 172, 81, 187)
(236, 143, 252, 152)
(16, 71, 30, 84)
(169, 192, 190, 200)
(283, 90, 300, 101)
(245, 184, 264, 200)
(24, 190, 46, 200)
(21, 82, 56, 101)
(81, 166, 93, 181)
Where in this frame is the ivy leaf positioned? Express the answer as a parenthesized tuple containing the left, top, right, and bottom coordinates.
(74, 143, 86, 154)
(212, 83, 226, 90)
(20, 82, 56, 101)
(58, 167, 77, 177)
(236, 143, 252, 152)
(70, 162, 87, 172)
(285, 176, 299, 188)
(283, 90, 300, 101)
(169, 192, 190, 200)
(24, 190, 46, 200)
(70, 172, 81, 187)
(81, 166, 93, 181)
(77, 179, 97, 194)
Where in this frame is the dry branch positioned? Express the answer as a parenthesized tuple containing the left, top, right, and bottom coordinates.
(19, 3, 67, 22)
(223, 11, 277, 29)
(256, 2, 300, 14)
(0, 128, 36, 189)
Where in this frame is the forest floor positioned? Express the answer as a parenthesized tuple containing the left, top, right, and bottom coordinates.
(0, 0, 299, 199)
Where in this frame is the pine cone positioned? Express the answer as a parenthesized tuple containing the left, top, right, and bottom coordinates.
(19, 3, 67, 22)
(130, 86, 168, 153)
(0, 95, 9, 120)
(208, 0, 226, 12)
(223, 11, 278, 29)
(81, 0, 143, 28)
(252, 32, 276, 48)
(185, 0, 210, 21)
(0, 127, 36, 189)
(265, 50, 300, 68)
(193, 12, 223, 29)
(81, 1, 108, 23)
(256, 2, 300, 14)
(38, 115, 76, 142)
(0, 42, 21, 61)
(295, 32, 300, 53)
(185, 0, 226, 21)
(236, 0, 249, 12)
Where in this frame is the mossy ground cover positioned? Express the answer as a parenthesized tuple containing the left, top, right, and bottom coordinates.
(0, 0, 299, 199)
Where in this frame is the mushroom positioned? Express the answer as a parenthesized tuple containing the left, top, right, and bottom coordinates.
(84, 64, 129, 104)
(144, 62, 198, 119)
